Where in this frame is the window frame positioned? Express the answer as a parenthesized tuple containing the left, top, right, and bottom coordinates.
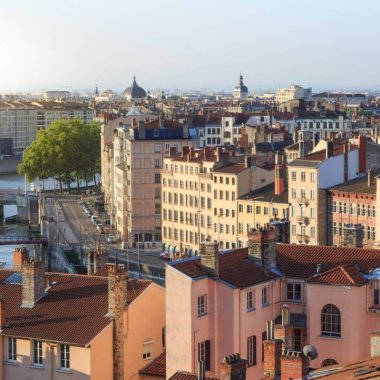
(59, 344, 70, 370)
(197, 294, 207, 317)
(247, 335, 257, 367)
(321, 304, 341, 338)
(32, 340, 43, 366)
(287, 283, 301, 302)
(7, 337, 17, 363)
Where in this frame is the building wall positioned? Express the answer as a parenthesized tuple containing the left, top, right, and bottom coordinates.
(307, 284, 370, 368)
(3, 338, 91, 380)
(90, 323, 113, 380)
(125, 283, 166, 380)
(166, 266, 194, 378)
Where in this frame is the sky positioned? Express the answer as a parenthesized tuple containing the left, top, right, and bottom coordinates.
(0, 0, 379, 93)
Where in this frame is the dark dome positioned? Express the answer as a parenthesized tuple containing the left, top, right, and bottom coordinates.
(123, 76, 147, 100)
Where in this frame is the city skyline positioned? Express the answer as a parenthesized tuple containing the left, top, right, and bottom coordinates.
(1, 0, 380, 92)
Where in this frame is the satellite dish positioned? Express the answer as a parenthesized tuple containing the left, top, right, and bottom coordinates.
(303, 344, 318, 360)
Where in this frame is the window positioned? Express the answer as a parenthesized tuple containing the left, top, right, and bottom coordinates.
(291, 188, 296, 199)
(374, 289, 380, 307)
(322, 359, 338, 367)
(301, 172, 306, 182)
(162, 327, 166, 349)
(198, 340, 211, 371)
(247, 205, 253, 213)
(33, 340, 43, 366)
(262, 287, 269, 306)
(154, 143, 160, 153)
(143, 340, 153, 360)
(321, 304, 341, 337)
(310, 172, 315, 182)
(247, 336, 257, 366)
(155, 159, 161, 168)
(291, 224, 296, 236)
(247, 291, 255, 311)
(154, 173, 161, 184)
(60, 344, 70, 369)
(310, 227, 315, 238)
(291, 171, 296, 181)
(287, 283, 301, 301)
(197, 295, 207, 316)
(293, 328, 302, 351)
(7, 337, 17, 362)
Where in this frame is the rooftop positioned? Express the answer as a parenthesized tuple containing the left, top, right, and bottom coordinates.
(329, 171, 379, 195)
(239, 183, 288, 204)
(139, 351, 166, 377)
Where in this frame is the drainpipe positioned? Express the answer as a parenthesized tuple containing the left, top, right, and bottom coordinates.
(271, 281, 275, 320)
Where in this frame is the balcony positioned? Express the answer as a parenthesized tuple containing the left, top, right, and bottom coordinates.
(296, 216, 310, 225)
(296, 234, 310, 243)
(297, 197, 310, 206)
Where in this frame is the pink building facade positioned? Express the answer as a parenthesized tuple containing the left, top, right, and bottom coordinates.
(166, 236, 380, 379)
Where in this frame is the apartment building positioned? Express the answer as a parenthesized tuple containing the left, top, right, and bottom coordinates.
(275, 84, 312, 104)
(161, 147, 274, 256)
(327, 170, 377, 247)
(0, 100, 94, 153)
(0, 250, 165, 380)
(102, 115, 196, 243)
(288, 137, 367, 245)
(166, 237, 380, 379)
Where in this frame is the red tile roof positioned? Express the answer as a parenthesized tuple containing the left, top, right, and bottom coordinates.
(276, 244, 380, 279)
(213, 163, 247, 174)
(307, 264, 366, 286)
(301, 144, 358, 162)
(169, 371, 219, 380)
(139, 351, 166, 377)
(171, 249, 276, 288)
(0, 270, 151, 345)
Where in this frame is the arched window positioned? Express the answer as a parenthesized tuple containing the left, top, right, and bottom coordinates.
(321, 359, 338, 367)
(321, 304, 341, 337)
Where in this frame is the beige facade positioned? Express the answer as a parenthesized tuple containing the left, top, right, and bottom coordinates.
(237, 187, 289, 247)
(161, 148, 275, 255)
(102, 116, 196, 243)
(0, 100, 94, 153)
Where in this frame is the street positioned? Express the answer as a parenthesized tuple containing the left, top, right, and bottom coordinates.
(41, 194, 166, 276)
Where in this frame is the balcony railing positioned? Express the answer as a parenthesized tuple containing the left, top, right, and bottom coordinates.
(296, 234, 310, 243)
(297, 197, 310, 206)
(296, 216, 310, 225)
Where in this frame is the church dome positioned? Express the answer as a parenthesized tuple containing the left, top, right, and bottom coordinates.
(123, 75, 147, 100)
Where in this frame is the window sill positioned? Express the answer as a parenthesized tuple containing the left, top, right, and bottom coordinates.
(197, 313, 208, 319)
(57, 368, 72, 374)
(261, 304, 271, 309)
(4, 361, 18, 366)
(318, 335, 342, 340)
(30, 364, 45, 370)
(247, 308, 256, 313)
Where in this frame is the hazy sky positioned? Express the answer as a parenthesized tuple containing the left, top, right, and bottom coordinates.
(1, 0, 379, 93)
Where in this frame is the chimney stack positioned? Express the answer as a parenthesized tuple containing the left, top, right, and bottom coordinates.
(247, 227, 276, 272)
(87, 251, 95, 275)
(182, 146, 190, 157)
(326, 141, 333, 159)
(359, 135, 367, 174)
(21, 258, 46, 308)
(280, 351, 309, 380)
(138, 120, 146, 139)
(263, 338, 282, 378)
(13, 247, 29, 271)
(220, 354, 247, 380)
(274, 152, 285, 195)
(108, 263, 127, 380)
(200, 241, 219, 278)
(368, 169, 373, 187)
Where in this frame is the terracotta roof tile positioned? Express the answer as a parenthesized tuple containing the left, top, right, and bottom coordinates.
(213, 163, 246, 174)
(139, 351, 166, 377)
(307, 264, 366, 286)
(171, 249, 276, 288)
(0, 270, 152, 345)
(169, 371, 219, 380)
(276, 244, 380, 279)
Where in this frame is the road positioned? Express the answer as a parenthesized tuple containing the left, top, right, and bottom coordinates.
(42, 194, 166, 275)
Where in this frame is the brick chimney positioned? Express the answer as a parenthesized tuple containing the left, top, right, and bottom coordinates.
(138, 120, 146, 139)
(326, 141, 333, 159)
(343, 223, 364, 248)
(200, 241, 219, 278)
(87, 251, 95, 275)
(21, 258, 46, 308)
(247, 227, 276, 271)
(280, 351, 309, 380)
(182, 146, 190, 157)
(108, 263, 127, 380)
(263, 339, 282, 378)
(13, 247, 29, 271)
(359, 135, 367, 174)
(274, 152, 285, 195)
(0, 297, 6, 330)
(219, 354, 247, 380)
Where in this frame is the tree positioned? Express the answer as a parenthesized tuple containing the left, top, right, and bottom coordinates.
(18, 118, 101, 192)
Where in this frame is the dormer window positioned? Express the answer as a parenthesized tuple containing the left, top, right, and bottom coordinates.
(154, 129, 159, 138)
(374, 289, 380, 308)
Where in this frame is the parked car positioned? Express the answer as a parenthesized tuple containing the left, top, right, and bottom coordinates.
(159, 252, 171, 261)
(96, 224, 104, 233)
(87, 210, 93, 217)
(91, 215, 98, 223)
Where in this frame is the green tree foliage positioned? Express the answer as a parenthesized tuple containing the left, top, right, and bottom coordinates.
(18, 119, 100, 192)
